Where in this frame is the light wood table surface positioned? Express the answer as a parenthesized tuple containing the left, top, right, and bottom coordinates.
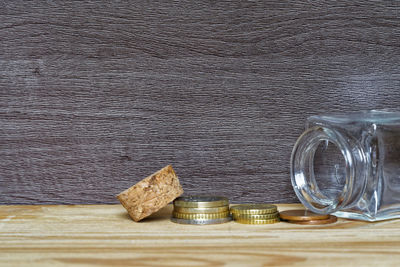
(1, 204, 400, 266)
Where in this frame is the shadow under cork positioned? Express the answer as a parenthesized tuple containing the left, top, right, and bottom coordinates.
(117, 204, 174, 223)
(116, 211, 132, 221)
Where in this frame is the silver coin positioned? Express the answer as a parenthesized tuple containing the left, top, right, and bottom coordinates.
(170, 216, 232, 225)
(173, 195, 229, 208)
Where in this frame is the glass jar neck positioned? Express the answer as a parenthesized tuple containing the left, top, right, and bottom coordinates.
(291, 126, 368, 214)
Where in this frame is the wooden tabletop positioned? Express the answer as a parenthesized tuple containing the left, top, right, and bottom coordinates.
(1, 204, 400, 266)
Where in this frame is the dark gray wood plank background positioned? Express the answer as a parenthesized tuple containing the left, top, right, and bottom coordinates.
(1, 1, 399, 204)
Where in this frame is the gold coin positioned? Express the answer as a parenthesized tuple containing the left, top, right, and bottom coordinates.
(172, 211, 230, 220)
(234, 218, 280, 224)
(174, 196, 229, 208)
(279, 210, 330, 221)
(174, 206, 229, 214)
(230, 204, 278, 215)
(232, 212, 279, 220)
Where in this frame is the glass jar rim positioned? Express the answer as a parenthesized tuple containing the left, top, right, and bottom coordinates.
(290, 126, 357, 214)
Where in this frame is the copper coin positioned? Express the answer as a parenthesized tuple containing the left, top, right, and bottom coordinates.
(279, 209, 330, 221)
(286, 215, 338, 225)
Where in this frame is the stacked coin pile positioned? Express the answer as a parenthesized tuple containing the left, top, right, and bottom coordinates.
(171, 196, 232, 225)
(231, 204, 280, 224)
(279, 209, 337, 225)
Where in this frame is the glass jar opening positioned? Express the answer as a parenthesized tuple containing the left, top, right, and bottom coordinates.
(313, 140, 347, 201)
(291, 126, 356, 214)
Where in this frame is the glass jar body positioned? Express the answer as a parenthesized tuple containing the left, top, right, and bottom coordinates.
(291, 110, 400, 221)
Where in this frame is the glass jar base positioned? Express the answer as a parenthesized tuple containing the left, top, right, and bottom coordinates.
(333, 210, 400, 222)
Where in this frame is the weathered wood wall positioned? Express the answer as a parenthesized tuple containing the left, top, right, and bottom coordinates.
(1, 1, 399, 204)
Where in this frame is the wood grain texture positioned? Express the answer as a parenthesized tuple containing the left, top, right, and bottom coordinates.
(1, 204, 400, 266)
(0, 1, 400, 204)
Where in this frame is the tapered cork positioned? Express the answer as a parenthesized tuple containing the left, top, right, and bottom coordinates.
(117, 165, 183, 222)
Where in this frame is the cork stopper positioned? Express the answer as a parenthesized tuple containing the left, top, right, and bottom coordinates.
(117, 165, 184, 221)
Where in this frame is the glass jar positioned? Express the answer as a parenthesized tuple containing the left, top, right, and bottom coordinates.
(291, 110, 400, 221)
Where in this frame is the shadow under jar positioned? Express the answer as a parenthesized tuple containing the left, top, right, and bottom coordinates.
(291, 110, 400, 221)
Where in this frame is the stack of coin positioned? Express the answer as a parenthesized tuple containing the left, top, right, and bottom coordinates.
(171, 196, 232, 225)
(231, 204, 280, 224)
(279, 209, 337, 225)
